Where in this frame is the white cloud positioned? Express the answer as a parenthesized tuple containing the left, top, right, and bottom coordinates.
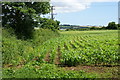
(51, 0, 119, 13)
(87, 0, 119, 2)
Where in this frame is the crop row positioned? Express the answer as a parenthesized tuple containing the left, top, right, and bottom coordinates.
(35, 31, 118, 66)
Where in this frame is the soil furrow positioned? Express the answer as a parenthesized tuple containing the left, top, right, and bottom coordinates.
(54, 46, 61, 65)
(44, 52, 50, 63)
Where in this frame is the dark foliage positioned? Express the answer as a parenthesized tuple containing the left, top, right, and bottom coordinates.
(2, 2, 50, 39)
(106, 22, 118, 29)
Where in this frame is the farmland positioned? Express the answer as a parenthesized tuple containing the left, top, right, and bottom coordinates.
(34, 30, 118, 66)
(2, 30, 119, 78)
(2, 2, 119, 79)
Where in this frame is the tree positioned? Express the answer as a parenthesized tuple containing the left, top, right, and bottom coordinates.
(117, 24, 120, 27)
(39, 18, 60, 31)
(106, 22, 117, 29)
(2, 2, 50, 39)
(117, 24, 120, 29)
(55, 20, 60, 30)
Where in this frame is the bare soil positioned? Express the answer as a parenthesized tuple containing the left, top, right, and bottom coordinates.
(44, 52, 50, 63)
(54, 46, 61, 65)
(62, 65, 119, 78)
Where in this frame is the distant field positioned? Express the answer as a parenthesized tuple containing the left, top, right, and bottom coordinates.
(60, 30, 117, 34)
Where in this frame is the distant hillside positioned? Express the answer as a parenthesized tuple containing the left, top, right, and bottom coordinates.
(59, 24, 100, 30)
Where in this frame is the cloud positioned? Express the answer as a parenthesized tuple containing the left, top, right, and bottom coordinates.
(51, 0, 119, 13)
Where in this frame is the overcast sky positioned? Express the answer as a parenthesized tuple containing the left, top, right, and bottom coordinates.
(50, 0, 119, 26)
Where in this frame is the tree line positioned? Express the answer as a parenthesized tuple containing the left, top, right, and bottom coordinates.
(106, 22, 120, 29)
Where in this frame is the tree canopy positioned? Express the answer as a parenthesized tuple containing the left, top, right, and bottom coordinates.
(2, 2, 51, 39)
(106, 22, 118, 29)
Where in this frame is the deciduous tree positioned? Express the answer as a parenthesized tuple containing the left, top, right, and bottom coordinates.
(106, 22, 117, 29)
(2, 2, 50, 39)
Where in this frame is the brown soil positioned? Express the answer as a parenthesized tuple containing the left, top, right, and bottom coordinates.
(44, 52, 50, 63)
(64, 43, 69, 50)
(63, 65, 114, 72)
(3, 64, 24, 69)
(16, 64, 24, 69)
(62, 65, 119, 78)
(54, 46, 61, 65)
(32, 56, 39, 61)
(3, 64, 13, 68)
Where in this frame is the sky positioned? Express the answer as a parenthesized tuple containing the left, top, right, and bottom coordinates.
(50, 0, 119, 26)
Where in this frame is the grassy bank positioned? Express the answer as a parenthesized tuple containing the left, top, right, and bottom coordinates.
(2, 27, 59, 67)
